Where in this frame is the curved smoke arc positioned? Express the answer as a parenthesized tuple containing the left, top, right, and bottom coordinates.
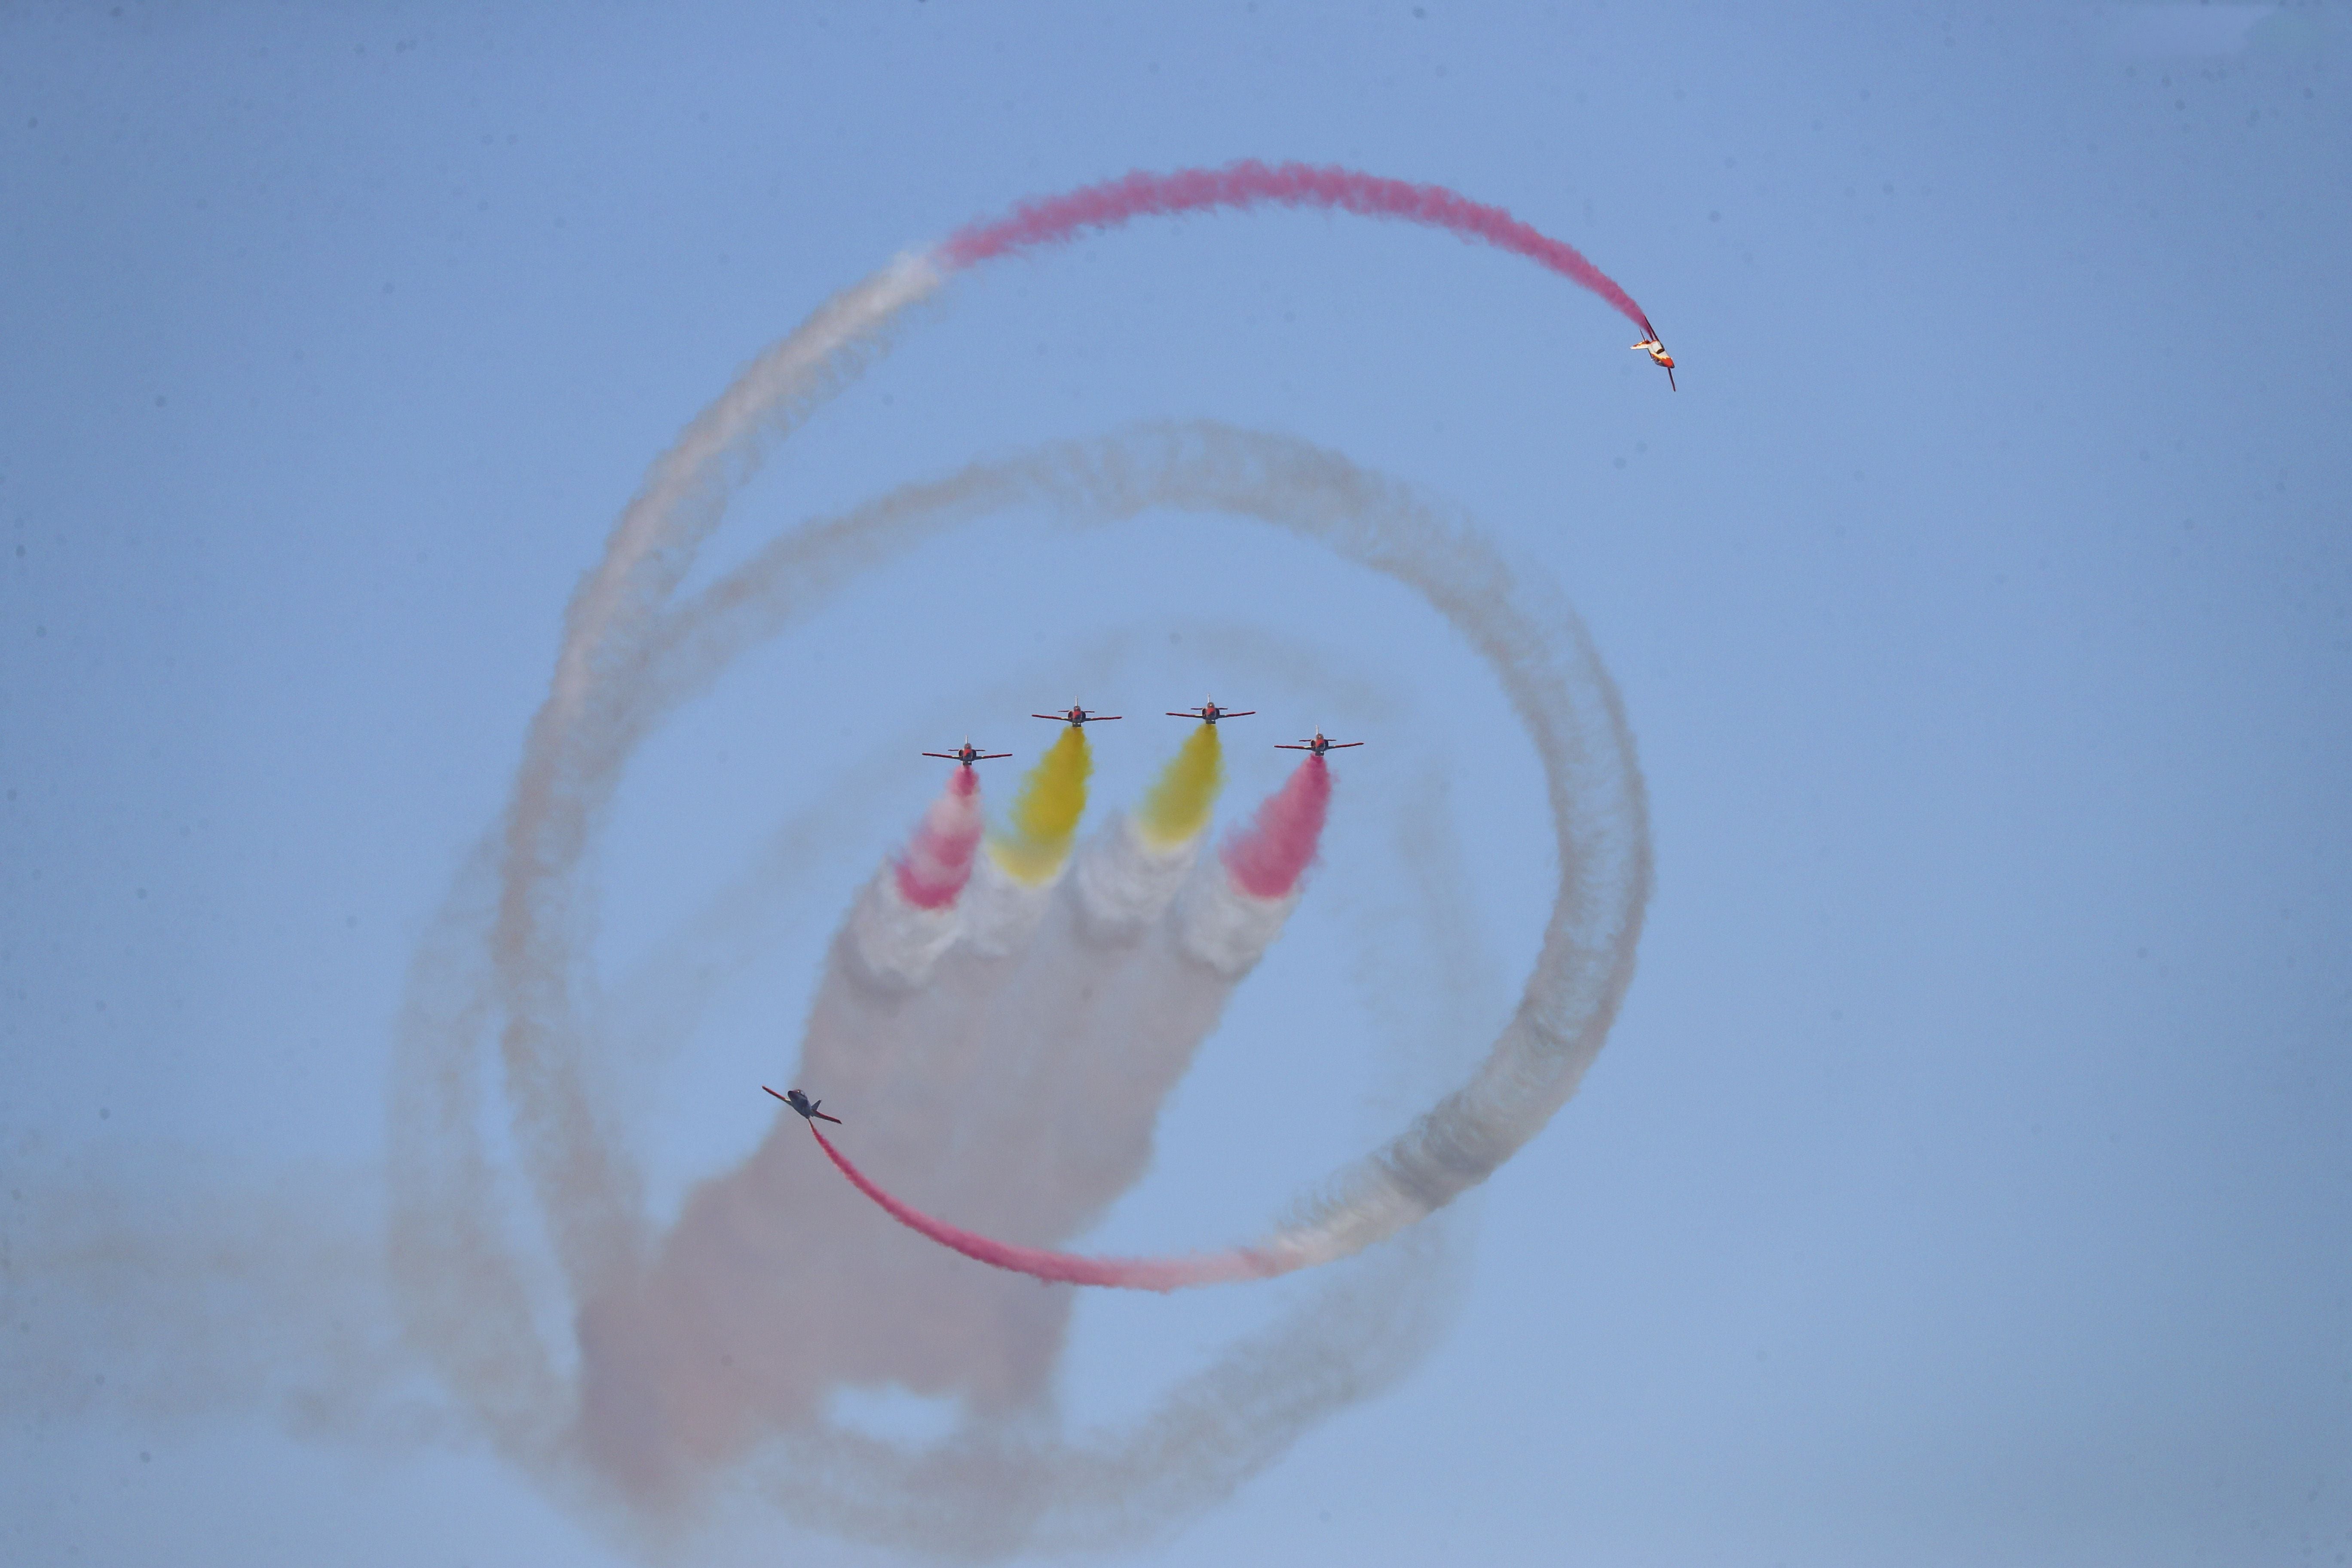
(940, 158, 1658, 336)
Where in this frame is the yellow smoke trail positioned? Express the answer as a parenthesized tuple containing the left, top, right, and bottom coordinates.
(987, 727, 1092, 883)
(1136, 723, 1224, 850)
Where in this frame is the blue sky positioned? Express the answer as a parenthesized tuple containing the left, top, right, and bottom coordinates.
(4, 3, 2347, 1564)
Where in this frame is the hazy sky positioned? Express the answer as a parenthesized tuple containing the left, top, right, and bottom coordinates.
(4, 3, 2347, 1565)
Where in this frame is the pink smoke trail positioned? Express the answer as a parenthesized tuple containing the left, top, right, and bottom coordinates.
(1221, 753, 1332, 900)
(893, 768, 983, 910)
(805, 1126, 1282, 1292)
(940, 159, 1656, 336)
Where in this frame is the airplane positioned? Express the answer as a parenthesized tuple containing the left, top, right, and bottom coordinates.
(922, 740, 1012, 769)
(764, 1085, 842, 1125)
(1166, 698, 1255, 725)
(1632, 332, 1677, 391)
(1276, 730, 1363, 755)
(1032, 702, 1121, 726)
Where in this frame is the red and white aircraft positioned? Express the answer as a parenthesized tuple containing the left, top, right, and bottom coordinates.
(1276, 730, 1363, 755)
(1033, 702, 1121, 726)
(922, 739, 1012, 769)
(1167, 698, 1255, 725)
(1632, 332, 1677, 391)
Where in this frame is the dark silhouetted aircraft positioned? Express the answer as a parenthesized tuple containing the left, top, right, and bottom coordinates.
(765, 1085, 842, 1124)
(1167, 698, 1255, 725)
(1276, 730, 1363, 755)
(922, 740, 1012, 769)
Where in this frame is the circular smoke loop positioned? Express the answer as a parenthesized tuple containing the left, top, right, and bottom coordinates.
(389, 166, 1652, 1554)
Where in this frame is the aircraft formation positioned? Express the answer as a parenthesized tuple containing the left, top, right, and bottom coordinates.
(786, 699, 1360, 1132)
(925, 699, 1360, 769)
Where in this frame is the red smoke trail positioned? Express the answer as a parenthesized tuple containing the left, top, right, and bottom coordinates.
(940, 159, 1656, 336)
(894, 767, 983, 910)
(806, 1125, 1282, 1292)
(1221, 753, 1332, 900)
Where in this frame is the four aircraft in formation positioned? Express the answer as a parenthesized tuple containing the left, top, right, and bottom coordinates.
(798, 701, 1363, 1125)
(794, 701, 1366, 1126)
(928, 699, 1357, 769)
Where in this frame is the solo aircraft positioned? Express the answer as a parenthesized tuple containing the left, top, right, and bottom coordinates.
(1632, 333, 1677, 390)
(765, 1086, 843, 1125)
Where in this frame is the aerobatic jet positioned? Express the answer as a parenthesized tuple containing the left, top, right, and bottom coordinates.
(1632, 333, 1677, 391)
(1276, 730, 1363, 755)
(922, 740, 1012, 769)
(1033, 703, 1121, 726)
(765, 1085, 842, 1124)
(1167, 698, 1255, 725)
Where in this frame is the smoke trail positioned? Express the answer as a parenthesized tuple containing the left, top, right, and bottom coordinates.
(940, 159, 1658, 335)
(895, 766, 984, 910)
(986, 726, 1089, 884)
(806, 1127, 1281, 1291)
(1222, 752, 1332, 900)
(846, 768, 986, 991)
(1137, 723, 1224, 849)
(477, 251, 948, 1320)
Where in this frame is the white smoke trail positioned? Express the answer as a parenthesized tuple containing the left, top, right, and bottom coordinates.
(1073, 814, 1198, 940)
(1177, 859, 1303, 979)
(847, 868, 966, 991)
(486, 252, 949, 1317)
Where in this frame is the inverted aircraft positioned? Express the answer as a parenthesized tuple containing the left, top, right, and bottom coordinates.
(1167, 698, 1255, 725)
(765, 1085, 843, 1124)
(1276, 730, 1363, 755)
(1033, 703, 1121, 726)
(922, 740, 1012, 769)
(1632, 333, 1677, 391)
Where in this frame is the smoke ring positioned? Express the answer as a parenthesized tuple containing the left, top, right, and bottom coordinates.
(634, 422, 1653, 1280)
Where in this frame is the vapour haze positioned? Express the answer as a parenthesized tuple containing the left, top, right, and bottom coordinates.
(4, 5, 2346, 1566)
